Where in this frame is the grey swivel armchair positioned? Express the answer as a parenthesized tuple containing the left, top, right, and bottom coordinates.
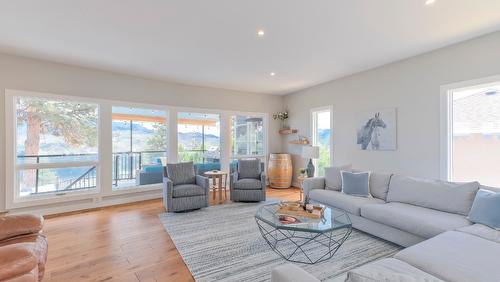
(230, 158, 266, 202)
(163, 162, 210, 212)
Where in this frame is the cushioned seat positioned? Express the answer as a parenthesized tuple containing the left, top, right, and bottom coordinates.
(361, 202, 471, 239)
(233, 179, 262, 190)
(347, 258, 443, 282)
(395, 231, 500, 282)
(309, 189, 385, 216)
(456, 223, 500, 243)
(172, 184, 205, 198)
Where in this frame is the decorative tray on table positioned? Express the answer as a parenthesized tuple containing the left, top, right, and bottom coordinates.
(277, 201, 325, 219)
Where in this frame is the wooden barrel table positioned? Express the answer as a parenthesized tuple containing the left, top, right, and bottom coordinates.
(268, 153, 292, 188)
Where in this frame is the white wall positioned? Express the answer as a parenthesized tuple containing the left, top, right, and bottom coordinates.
(0, 53, 284, 213)
(283, 31, 500, 183)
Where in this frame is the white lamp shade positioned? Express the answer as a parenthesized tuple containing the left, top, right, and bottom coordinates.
(301, 146, 319, 159)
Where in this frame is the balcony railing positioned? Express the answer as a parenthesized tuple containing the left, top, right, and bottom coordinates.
(17, 150, 166, 195)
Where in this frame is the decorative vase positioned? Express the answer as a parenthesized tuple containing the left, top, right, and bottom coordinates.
(306, 159, 315, 177)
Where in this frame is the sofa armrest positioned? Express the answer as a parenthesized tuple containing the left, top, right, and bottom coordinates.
(260, 173, 267, 191)
(0, 244, 38, 281)
(302, 177, 325, 198)
(196, 175, 210, 195)
(230, 172, 238, 190)
(0, 215, 43, 242)
(271, 264, 320, 282)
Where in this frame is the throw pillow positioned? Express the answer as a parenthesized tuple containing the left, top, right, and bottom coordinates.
(467, 189, 500, 230)
(341, 171, 371, 197)
(324, 165, 352, 191)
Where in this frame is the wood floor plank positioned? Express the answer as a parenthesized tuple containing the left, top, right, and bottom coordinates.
(43, 188, 300, 281)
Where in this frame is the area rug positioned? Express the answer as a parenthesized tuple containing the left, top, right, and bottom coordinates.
(159, 201, 401, 282)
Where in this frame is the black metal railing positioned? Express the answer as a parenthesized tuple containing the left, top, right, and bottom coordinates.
(17, 150, 166, 195)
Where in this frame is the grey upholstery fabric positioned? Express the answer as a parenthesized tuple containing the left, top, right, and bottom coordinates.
(172, 184, 205, 198)
(237, 159, 261, 179)
(346, 258, 443, 282)
(162, 169, 209, 212)
(456, 223, 500, 243)
(387, 175, 479, 215)
(324, 165, 352, 191)
(395, 231, 500, 282)
(302, 177, 325, 197)
(361, 202, 471, 239)
(349, 213, 426, 247)
(234, 178, 262, 190)
(309, 189, 384, 216)
(368, 172, 392, 200)
(166, 162, 196, 185)
(230, 165, 266, 202)
(271, 264, 320, 282)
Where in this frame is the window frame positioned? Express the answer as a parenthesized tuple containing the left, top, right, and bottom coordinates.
(5, 90, 102, 208)
(439, 74, 500, 181)
(310, 106, 333, 176)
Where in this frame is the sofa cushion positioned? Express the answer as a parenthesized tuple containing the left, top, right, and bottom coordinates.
(166, 162, 196, 185)
(309, 189, 384, 216)
(172, 184, 205, 198)
(237, 159, 261, 179)
(368, 172, 392, 201)
(386, 175, 479, 215)
(234, 179, 262, 190)
(347, 258, 443, 282)
(324, 165, 352, 191)
(467, 189, 500, 230)
(395, 231, 500, 282)
(456, 224, 500, 244)
(361, 202, 471, 239)
(341, 171, 371, 197)
(271, 264, 320, 282)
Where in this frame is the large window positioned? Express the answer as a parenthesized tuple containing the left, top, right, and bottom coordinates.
(112, 107, 167, 189)
(15, 96, 99, 198)
(6, 90, 268, 210)
(231, 115, 264, 157)
(311, 107, 332, 176)
(177, 112, 220, 164)
(443, 81, 500, 186)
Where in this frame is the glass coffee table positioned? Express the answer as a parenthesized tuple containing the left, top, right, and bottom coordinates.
(255, 203, 352, 264)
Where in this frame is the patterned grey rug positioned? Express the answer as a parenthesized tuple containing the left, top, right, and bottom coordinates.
(159, 201, 401, 282)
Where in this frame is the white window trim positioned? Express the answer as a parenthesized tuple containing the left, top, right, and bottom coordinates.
(5, 89, 269, 210)
(310, 106, 334, 175)
(440, 74, 500, 181)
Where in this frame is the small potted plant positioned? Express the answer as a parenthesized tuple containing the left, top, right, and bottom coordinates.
(299, 168, 307, 176)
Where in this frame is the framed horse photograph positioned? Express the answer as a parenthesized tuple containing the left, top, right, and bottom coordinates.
(356, 108, 397, 151)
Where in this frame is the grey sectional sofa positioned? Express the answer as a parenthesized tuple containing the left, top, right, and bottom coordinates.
(271, 168, 500, 282)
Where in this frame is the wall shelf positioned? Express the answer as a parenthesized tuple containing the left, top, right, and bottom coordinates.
(279, 129, 298, 135)
(289, 140, 310, 145)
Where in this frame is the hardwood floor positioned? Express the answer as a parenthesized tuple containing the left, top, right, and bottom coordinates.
(42, 187, 301, 282)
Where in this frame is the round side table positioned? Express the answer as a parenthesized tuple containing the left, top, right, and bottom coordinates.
(204, 170, 228, 203)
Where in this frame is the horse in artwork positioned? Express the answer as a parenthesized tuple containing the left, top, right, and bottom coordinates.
(357, 112, 386, 150)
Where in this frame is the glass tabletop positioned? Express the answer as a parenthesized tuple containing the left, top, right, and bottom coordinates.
(255, 203, 351, 233)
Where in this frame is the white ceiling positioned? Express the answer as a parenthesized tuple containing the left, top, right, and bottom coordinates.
(0, 1, 499, 95)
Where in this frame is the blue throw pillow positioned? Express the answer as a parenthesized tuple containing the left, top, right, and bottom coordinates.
(341, 171, 371, 197)
(467, 189, 500, 230)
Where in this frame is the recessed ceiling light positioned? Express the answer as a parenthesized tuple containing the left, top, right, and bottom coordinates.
(270, 72, 276, 76)
(425, 0, 436, 6)
(257, 30, 265, 37)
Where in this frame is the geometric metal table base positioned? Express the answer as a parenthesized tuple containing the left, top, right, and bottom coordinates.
(256, 217, 352, 264)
